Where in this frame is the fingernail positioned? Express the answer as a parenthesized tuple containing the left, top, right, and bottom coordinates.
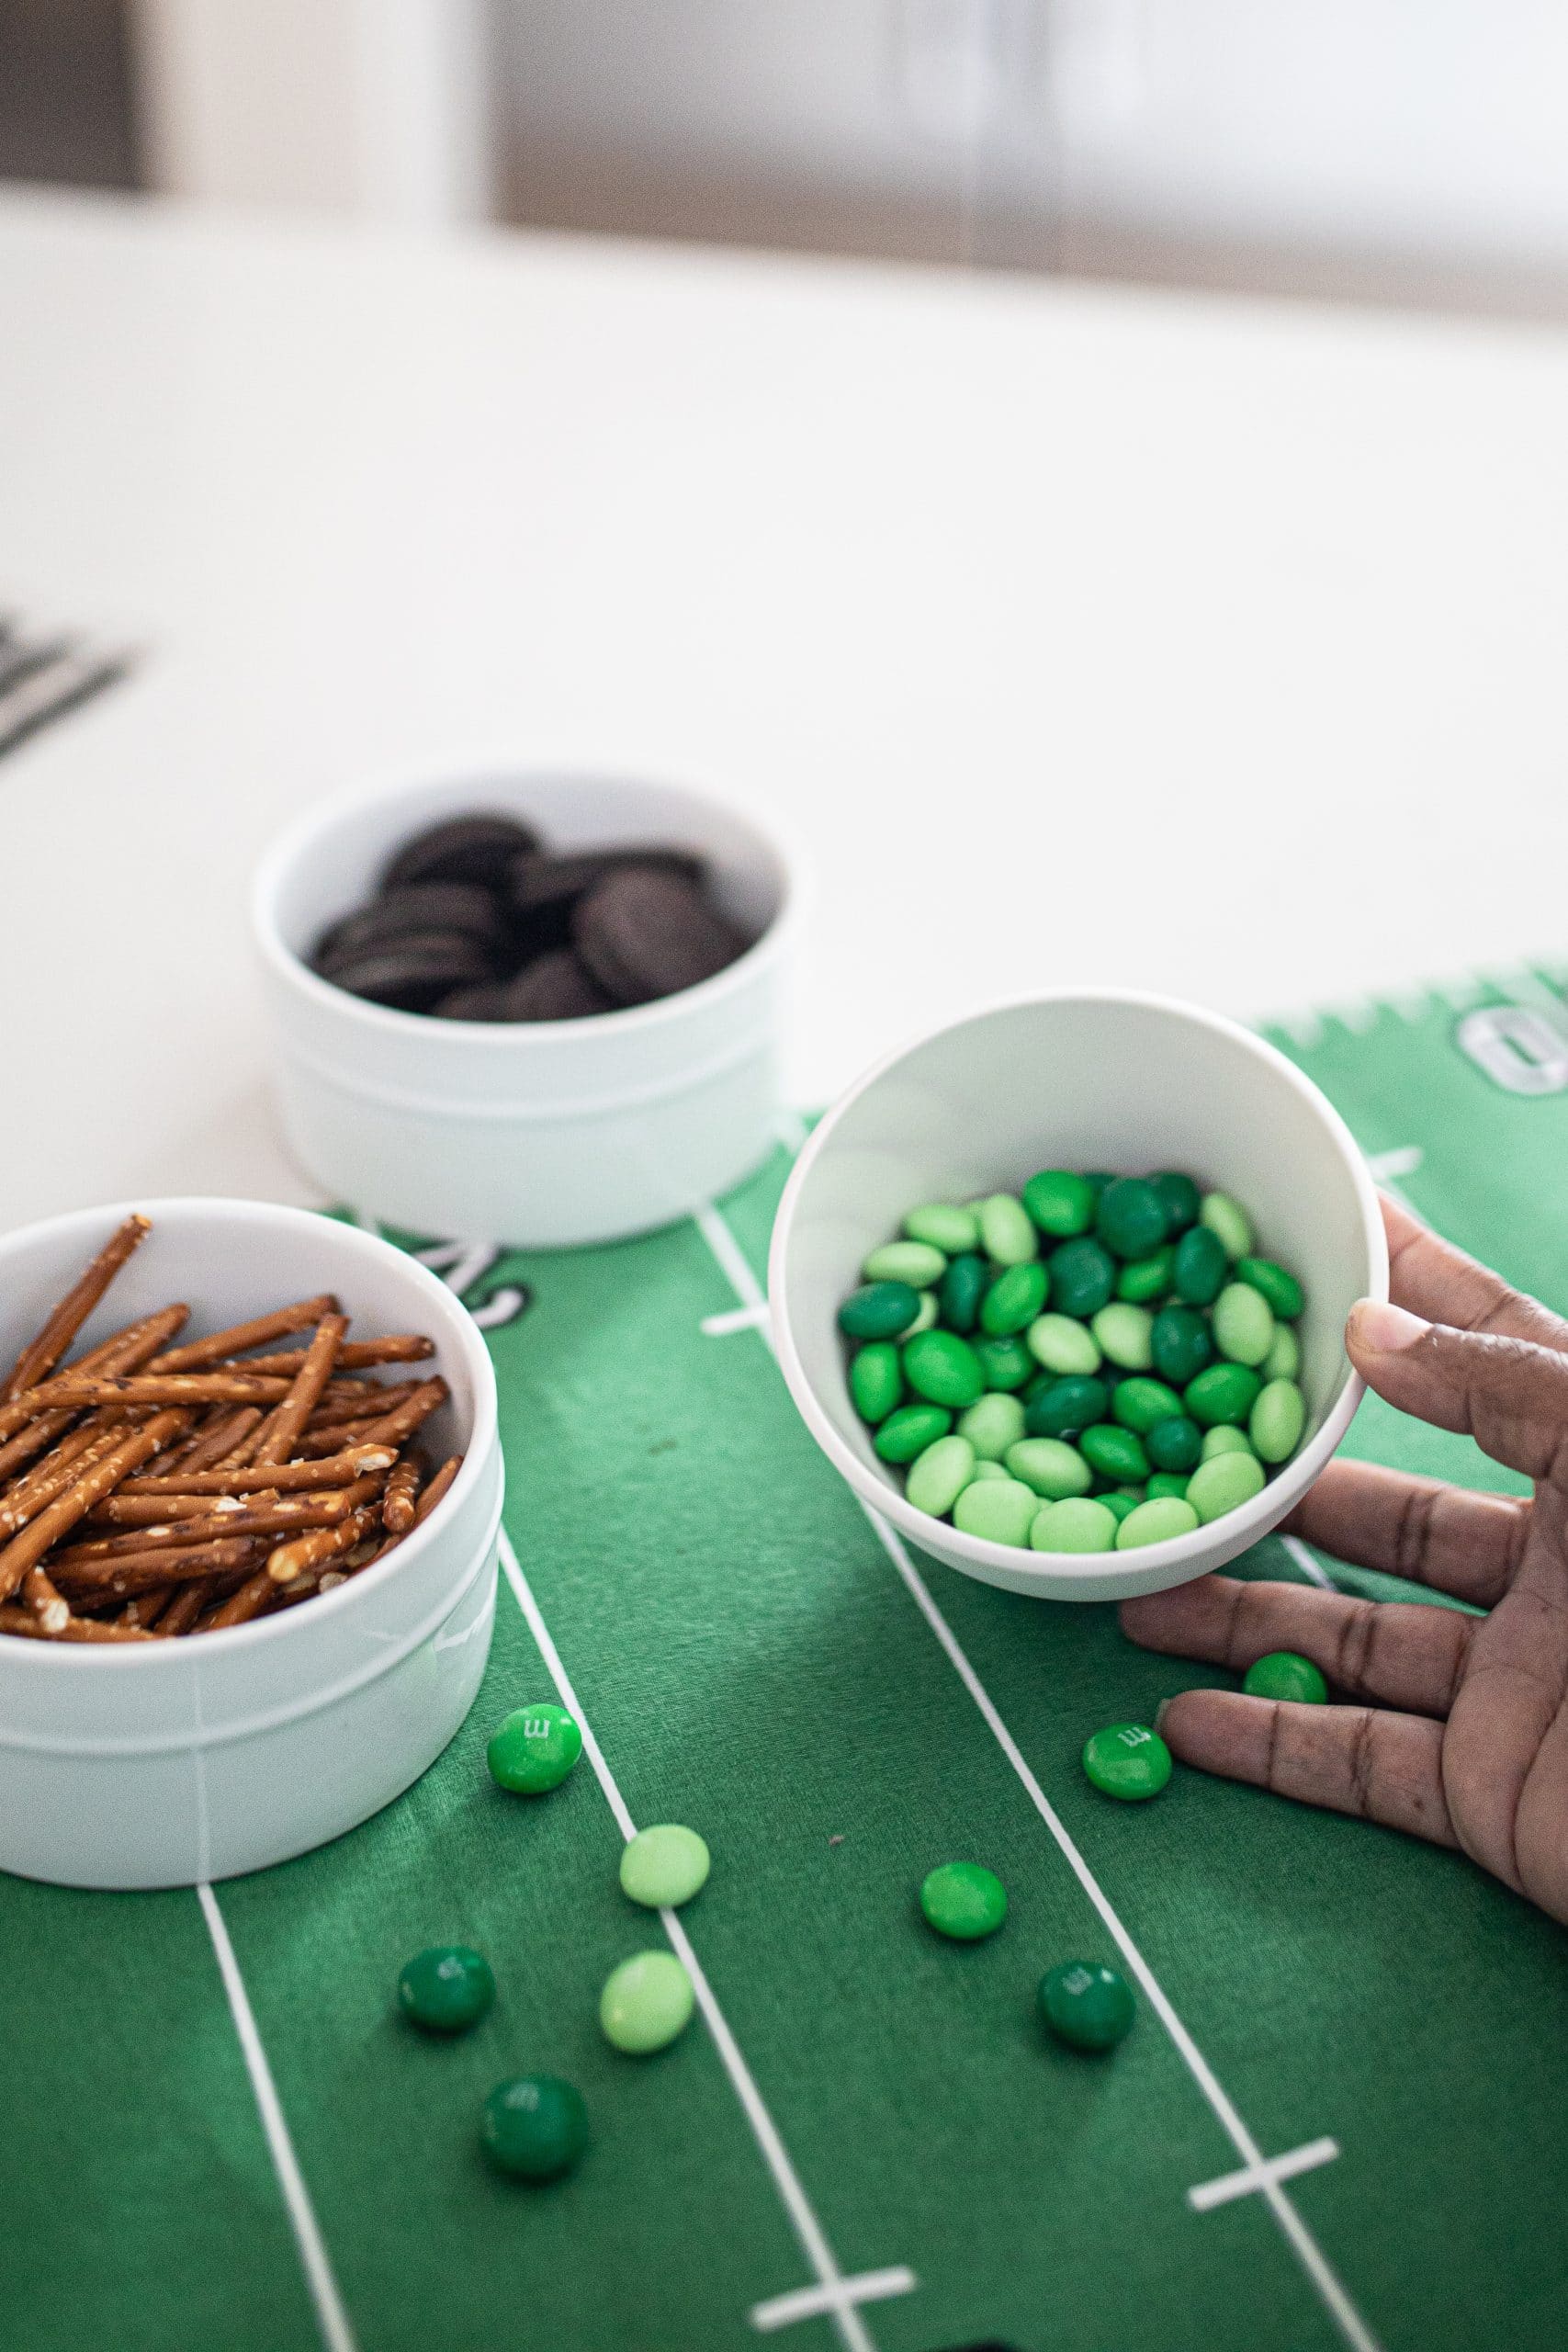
(1349, 1298, 1428, 1352)
(1153, 1698, 1170, 1735)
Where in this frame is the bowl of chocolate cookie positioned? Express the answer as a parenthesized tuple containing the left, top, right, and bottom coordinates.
(254, 772, 796, 1246)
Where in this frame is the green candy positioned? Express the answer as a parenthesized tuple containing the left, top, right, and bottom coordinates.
(481, 2075, 587, 2181)
(957, 1392, 1027, 1460)
(907, 1435, 976, 1519)
(1082, 1722, 1173, 1800)
(904, 1329, 986, 1408)
(1089, 1303, 1155, 1371)
(1095, 1177, 1168, 1261)
(1171, 1225, 1228, 1307)
(1262, 1323, 1302, 1382)
(1022, 1169, 1096, 1238)
(1111, 1376, 1184, 1433)
(620, 1825, 711, 1909)
(1026, 1314, 1102, 1377)
(1250, 1377, 1306, 1464)
(903, 1292, 940, 1337)
(972, 1334, 1034, 1392)
(398, 1946, 495, 2035)
(968, 1459, 1010, 1482)
(1145, 1472, 1190, 1501)
(904, 1203, 979, 1254)
(838, 1281, 920, 1340)
(1236, 1255, 1304, 1319)
(978, 1193, 1038, 1267)
(1079, 1424, 1149, 1482)
(1047, 1238, 1116, 1319)
(920, 1860, 1007, 1940)
(1199, 1190, 1254, 1259)
(939, 1252, 988, 1335)
(1038, 1961, 1136, 2052)
(1005, 1438, 1092, 1500)
(1099, 1491, 1140, 1524)
(1201, 1424, 1255, 1461)
(488, 1702, 582, 1795)
(1029, 1497, 1119, 1553)
(1213, 1282, 1276, 1368)
(873, 1404, 953, 1464)
(980, 1261, 1049, 1336)
(1145, 1414, 1201, 1472)
(1184, 1362, 1263, 1429)
(1025, 1374, 1110, 1439)
(1116, 1247, 1174, 1303)
(848, 1343, 902, 1425)
(1150, 1304, 1213, 1386)
(863, 1239, 947, 1288)
(1244, 1650, 1328, 1704)
(600, 1951, 694, 2053)
(953, 1476, 1039, 1545)
(1186, 1450, 1267, 1522)
(1149, 1170, 1201, 1232)
(1115, 1497, 1200, 1548)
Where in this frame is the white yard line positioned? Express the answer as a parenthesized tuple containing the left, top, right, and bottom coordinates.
(750, 2268, 917, 2335)
(1189, 2137, 1340, 2214)
(197, 1884, 359, 2352)
(496, 1527, 902, 2352)
(693, 1197, 1382, 2352)
(702, 1301, 773, 1339)
(1279, 1534, 1336, 1591)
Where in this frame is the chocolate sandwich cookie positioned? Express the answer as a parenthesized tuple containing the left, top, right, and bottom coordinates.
(321, 933, 496, 1013)
(509, 846, 703, 917)
(382, 813, 541, 892)
(433, 981, 513, 1021)
(313, 882, 510, 972)
(574, 866, 750, 1007)
(498, 951, 617, 1022)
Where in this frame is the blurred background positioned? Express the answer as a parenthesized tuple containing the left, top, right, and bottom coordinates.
(6, 0, 1568, 317)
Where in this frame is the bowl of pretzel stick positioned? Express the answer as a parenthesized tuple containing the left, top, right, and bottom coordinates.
(0, 1198, 502, 1889)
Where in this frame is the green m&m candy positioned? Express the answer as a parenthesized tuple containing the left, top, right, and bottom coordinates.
(480, 2075, 587, 2181)
(398, 1945, 494, 2034)
(487, 1702, 582, 1795)
(1244, 1651, 1328, 1705)
(919, 1860, 1008, 1941)
(1083, 1722, 1173, 1802)
(1038, 1960, 1136, 2052)
(620, 1824, 711, 1909)
(600, 1951, 694, 2053)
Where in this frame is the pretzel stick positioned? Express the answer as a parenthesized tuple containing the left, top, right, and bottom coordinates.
(204, 1559, 299, 1629)
(1, 1214, 151, 1400)
(118, 1446, 396, 1499)
(21, 1565, 71, 1635)
(60, 1477, 388, 1559)
(51, 1535, 265, 1600)
(413, 1456, 462, 1525)
(355, 1378, 447, 1449)
(0, 1409, 186, 1604)
(147, 1295, 339, 1373)
(0, 1605, 153, 1644)
(0, 1423, 111, 1530)
(85, 1491, 249, 1528)
(250, 1311, 347, 1467)
(266, 1506, 379, 1586)
(381, 1457, 421, 1533)
(120, 1588, 175, 1631)
(234, 1337, 434, 1377)
(0, 1304, 188, 1484)
(155, 1581, 216, 1636)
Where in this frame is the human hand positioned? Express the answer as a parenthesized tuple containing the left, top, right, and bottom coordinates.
(1119, 1196, 1568, 1924)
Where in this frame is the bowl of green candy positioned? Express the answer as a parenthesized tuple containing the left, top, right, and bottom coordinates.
(768, 991, 1387, 1601)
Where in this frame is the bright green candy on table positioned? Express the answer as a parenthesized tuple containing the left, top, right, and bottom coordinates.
(600, 1951, 694, 2053)
(480, 2075, 588, 2181)
(487, 1703, 582, 1795)
(398, 1946, 495, 2034)
(1038, 1960, 1136, 2052)
(920, 1860, 1008, 1940)
(619, 1825, 711, 1909)
(1083, 1722, 1173, 1801)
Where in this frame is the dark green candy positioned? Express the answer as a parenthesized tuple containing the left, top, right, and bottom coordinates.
(1022, 1169, 1096, 1238)
(838, 1281, 920, 1340)
(1047, 1238, 1116, 1319)
(849, 1342, 902, 1424)
(1095, 1177, 1168, 1261)
(874, 1404, 953, 1463)
(480, 2075, 588, 2182)
(1149, 1170, 1201, 1232)
(1084, 1171, 1114, 1197)
(398, 1946, 495, 2034)
(1025, 1374, 1110, 1439)
(973, 1334, 1035, 1392)
(1145, 1414, 1202, 1472)
(1151, 1304, 1214, 1387)
(1038, 1960, 1136, 2052)
(1244, 1650, 1328, 1704)
(904, 1329, 986, 1408)
(1145, 1472, 1190, 1500)
(940, 1252, 987, 1335)
(1115, 1247, 1174, 1303)
(1184, 1362, 1263, 1428)
(980, 1261, 1049, 1337)
(1111, 1376, 1184, 1433)
(1079, 1424, 1150, 1482)
(1172, 1225, 1228, 1306)
(1236, 1256, 1305, 1320)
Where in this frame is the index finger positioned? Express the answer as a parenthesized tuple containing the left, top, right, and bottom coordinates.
(1382, 1195, 1568, 1354)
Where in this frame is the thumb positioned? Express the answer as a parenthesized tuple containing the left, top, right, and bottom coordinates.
(1348, 1300, 1568, 1489)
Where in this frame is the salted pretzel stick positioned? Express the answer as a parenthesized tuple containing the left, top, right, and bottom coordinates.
(147, 1295, 339, 1374)
(413, 1456, 462, 1525)
(61, 1476, 388, 1559)
(266, 1505, 379, 1586)
(381, 1457, 421, 1533)
(118, 1446, 396, 1499)
(51, 1535, 264, 1600)
(355, 1378, 448, 1450)
(1, 1214, 151, 1401)
(308, 1380, 425, 1429)
(0, 1304, 188, 1484)
(0, 1409, 186, 1604)
(155, 1581, 215, 1636)
(0, 1423, 110, 1531)
(236, 1337, 434, 1377)
(21, 1565, 70, 1635)
(0, 1605, 153, 1644)
(85, 1491, 248, 1527)
(204, 1558, 299, 1629)
(120, 1588, 175, 1631)
(0, 1371, 302, 1444)
(160, 1406, 254, 1475)
(250, 1311, 348, 1467)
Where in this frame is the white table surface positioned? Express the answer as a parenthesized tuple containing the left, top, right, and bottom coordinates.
(2, 187, 1565, 1234)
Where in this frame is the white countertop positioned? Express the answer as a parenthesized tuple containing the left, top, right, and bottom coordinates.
(2, 188, 1565, 1231)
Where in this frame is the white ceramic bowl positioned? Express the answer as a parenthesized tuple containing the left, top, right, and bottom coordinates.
(254, 770, 797, 1247)
(769, 991, 1387, 1603)
(0, 1198, 502, 1889)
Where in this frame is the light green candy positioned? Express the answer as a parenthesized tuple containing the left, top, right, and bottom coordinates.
(1030, 1497, 1119, 1553)
(863, 1240, 947, 1288)
(953, 1476, 1039, 1545)
(1026, 1314, 1102, 1376)
(600, 1951, 694, 2054)
(1115, 1497, 1200, 1549)
(1186, 1450, 1267, 1522)
(957, 1392, 1027, 1461)
(1250, 1378, 1306, 1464)
(1201, 1424, 1256, 1461)
(1004, 1438, 1092, 1500)
(620, 1824, 710, 1909)
(1199, 1191, 1254, 1259)
(1089, 1303, 1154, 1372)
(968, 1459, 1009, 1482)
(906, 1434, 976, 1518)
(903, 1291, 940, 1337)
(1262, 1323, 1302, 1382)
(903, 1203, 979, 1254)
(1213, 1282, 1275, 1368)
(978, 1194, 1039, 1267)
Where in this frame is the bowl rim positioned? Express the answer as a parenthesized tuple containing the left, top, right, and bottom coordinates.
(0, 1194, 499, 1665)
(767, 987, 1389, 1594)
(251, 765, 804, 1042)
